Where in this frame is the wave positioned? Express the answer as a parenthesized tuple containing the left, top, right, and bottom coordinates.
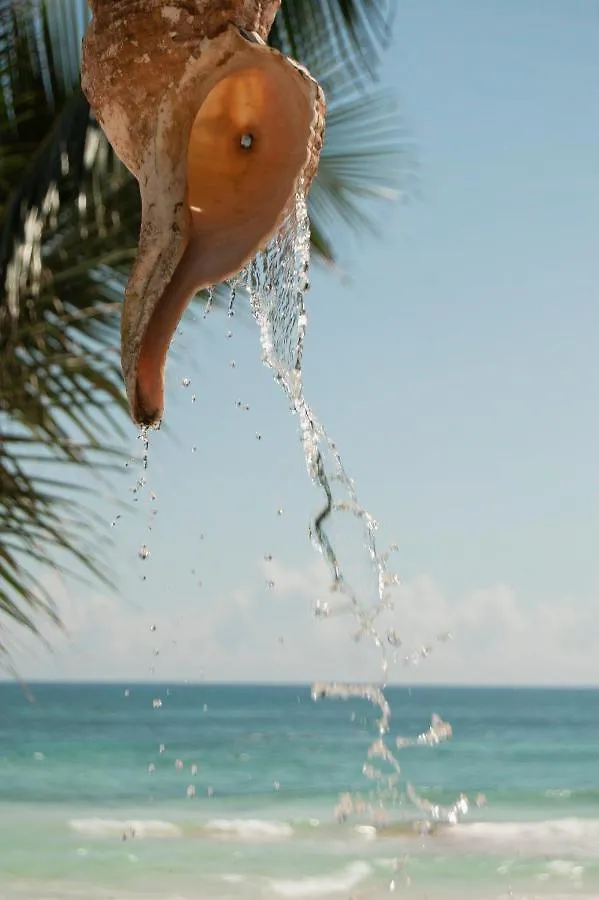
(448, 818, 599, 855)
(68, 818, 182, 838)
(269, 861, 372, 898)
(546, 859, 585, 880)
(355, 824, 377, 839)
(221, 873, 248, 884)
(205, 818, 293, 840)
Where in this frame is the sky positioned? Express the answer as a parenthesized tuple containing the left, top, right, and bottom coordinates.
(9, 0, 599, 685)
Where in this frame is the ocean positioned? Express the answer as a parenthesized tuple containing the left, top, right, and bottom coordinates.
(1, 683, 598, 899)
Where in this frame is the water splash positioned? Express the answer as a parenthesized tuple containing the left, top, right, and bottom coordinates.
(203, 285, 215, 319)
(246, 188, 465, 826)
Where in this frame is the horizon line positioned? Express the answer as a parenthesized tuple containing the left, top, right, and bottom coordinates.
(1, 679, 599, 690)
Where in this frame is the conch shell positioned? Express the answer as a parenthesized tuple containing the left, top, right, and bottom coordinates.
(81, 0, 325, 425)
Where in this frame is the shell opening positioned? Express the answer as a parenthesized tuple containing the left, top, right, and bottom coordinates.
(133, 62, 315, 426)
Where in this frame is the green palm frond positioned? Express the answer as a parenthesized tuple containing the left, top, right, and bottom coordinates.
(271, 0, 395, 86)
(312, 89, 416, 249)
(0, 0, 134, 645)
(0, 0, 407, 648)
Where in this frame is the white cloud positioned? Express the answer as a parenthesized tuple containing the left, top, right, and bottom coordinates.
(5, 562, 599, 686)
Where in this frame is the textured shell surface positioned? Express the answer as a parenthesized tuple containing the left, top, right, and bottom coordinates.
(81, 0, 325, 426)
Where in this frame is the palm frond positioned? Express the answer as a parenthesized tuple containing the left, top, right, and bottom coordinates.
(311, 89, 417, 248)
(271, 0, 395, 87)
(0, 0, 92, 284)
(0, 0, 134, 645)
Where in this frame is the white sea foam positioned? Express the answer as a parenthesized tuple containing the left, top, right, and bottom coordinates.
(206, 818, 293, 840)
(221, 873, 247, 884)
(546, 859, 585, 881)
(449, 818, 599, 856)
(269, 861, 371, 897)
(498, 895, 599, 900)
(68, 818, 182, 838)
(355, 824, 377, 839)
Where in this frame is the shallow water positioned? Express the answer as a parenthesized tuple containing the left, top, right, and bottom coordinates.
(1, 683, 599, 899)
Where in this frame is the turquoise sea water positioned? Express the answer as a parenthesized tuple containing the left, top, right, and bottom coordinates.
(1, 683, 599, 899)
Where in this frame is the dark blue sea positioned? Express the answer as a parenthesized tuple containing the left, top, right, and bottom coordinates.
(1, 683, 598, 898)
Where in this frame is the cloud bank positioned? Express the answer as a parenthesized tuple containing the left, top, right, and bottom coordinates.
(6, 561, 598, 686)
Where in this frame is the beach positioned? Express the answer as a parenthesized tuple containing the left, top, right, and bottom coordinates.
(1, 683, 598, 899)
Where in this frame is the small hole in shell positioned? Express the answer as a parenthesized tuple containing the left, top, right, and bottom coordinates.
(240, 133, 254, 150)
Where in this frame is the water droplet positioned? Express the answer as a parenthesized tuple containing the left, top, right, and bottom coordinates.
(111, 515, 121, 527)
(387, 630, 401, 647)
(277, 508, 284, 516)
(192, 394, 197, 403)
(181, 377, 191, 387)
(264, 553, 273, 562)
(138, 544, 150, 561)
(255, 433, 262, 440)
(230, 360, 236, 368)
(226, 330, 233, 339)
(203, 285, 215, 318)
(150, 624, 157, 632)
(314, 600, 330, 618)
(266, 580, 275, 590)
(138, 428, 150, 470)
(191, 445, 198, 453)
(152, 648, 160, 657)
(131, 476, 146, 494)
(152, 698, 162, 709)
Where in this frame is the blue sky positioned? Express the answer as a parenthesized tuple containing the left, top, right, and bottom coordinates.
(13, 1, 598, 684)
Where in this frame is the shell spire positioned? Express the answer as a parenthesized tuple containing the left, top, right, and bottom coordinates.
(82, 0, 325, 425)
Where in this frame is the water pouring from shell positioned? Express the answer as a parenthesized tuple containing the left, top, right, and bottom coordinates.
(81, 0, 325, 426)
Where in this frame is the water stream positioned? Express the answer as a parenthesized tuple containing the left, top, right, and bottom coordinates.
(246, 185, 467, 826)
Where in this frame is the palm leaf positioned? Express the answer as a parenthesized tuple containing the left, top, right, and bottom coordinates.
(0, 0, 133, 646)
(270, 0, 396, 86)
